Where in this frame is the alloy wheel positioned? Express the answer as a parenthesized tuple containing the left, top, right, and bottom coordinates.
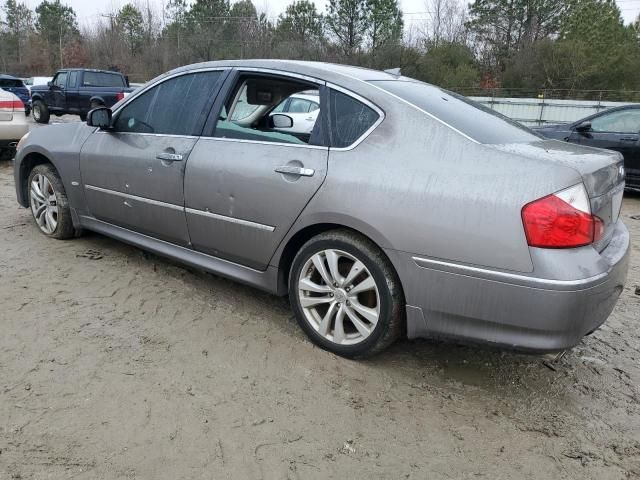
(297, 249, 380, 346)
(30, 173, 58, 234)
(33, 104, 40, 121)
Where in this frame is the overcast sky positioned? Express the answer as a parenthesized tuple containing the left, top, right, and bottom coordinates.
(19, 0, 640, 27)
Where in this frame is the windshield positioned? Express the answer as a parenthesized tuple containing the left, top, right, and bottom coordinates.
(370, 80, 541, 144)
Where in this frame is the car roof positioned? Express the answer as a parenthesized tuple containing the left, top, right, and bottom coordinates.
(0, 74, 22, 80)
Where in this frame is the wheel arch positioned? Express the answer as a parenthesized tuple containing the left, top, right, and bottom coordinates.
(274, 218, 396, 296)
(89, 96, 105, 107)
(17, 152, 56, 207)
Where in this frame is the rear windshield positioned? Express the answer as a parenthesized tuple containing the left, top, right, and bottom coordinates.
(370, 80, 540, 144)
(82, 72, 125, 88)
(0, 78, 25, 88)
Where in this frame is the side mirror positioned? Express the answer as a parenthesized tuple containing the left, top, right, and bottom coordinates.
(575, 121, 592, 133)
(87, 107, 113, 129)
(271, 113, 293, 129)
(47, 81, 53, 88)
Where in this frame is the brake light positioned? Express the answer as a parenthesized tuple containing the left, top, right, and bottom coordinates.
(522, 184, 604, 248)
(116, 92, 125, 101)
(0, 99, 24, 112)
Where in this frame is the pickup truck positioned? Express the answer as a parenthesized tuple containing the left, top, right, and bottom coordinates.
(30, 68, 133, 124)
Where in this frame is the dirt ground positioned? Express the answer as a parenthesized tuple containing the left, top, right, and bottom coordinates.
(0, 121, 639, 479)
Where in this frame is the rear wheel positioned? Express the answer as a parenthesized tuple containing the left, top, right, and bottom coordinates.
(32, 100, 49, 124)
(79, 112, 87, 122)
(289, 230, 404, 358)
(27, 164, 75, 239)
(90, 100, 103, 110)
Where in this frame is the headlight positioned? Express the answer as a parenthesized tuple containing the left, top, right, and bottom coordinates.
(16, 131, 30, 151)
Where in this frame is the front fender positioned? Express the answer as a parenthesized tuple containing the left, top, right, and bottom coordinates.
(15, 123, 95, 211)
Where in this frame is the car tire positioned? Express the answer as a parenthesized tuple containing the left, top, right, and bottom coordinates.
(289, 229, 404, 358)
(32, 100, 50, 124)
(79, 112, 87, 122)
(27, 164, 75, 240)
(90, 100, 102, 110)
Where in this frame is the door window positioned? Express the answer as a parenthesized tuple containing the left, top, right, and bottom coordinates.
(113, 71, 223, 136)
(82, 72, 125, 87)
(213, 75, 324, 145)
(327, 89, 379, 148)
(591, 109, 640, 133)
(288, 97, 312, 113)
(53, 72, 68, 88)
(68, 71, 79, 88)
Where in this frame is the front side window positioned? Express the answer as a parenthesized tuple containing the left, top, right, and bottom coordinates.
(114, 71, 223, 136)
(591, 109, 640, 133)
(327, 89, 379, 148)
(288, 98, 312, 113)
(54, 72, 68, 88)
(213, 75, 324, 146)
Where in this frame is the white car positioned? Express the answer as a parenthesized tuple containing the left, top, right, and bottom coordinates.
(23, 76, 53, 92)
(0, 89, 29, 159)
(270, 92, 320, 135)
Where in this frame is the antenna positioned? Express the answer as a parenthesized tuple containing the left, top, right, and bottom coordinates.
(384, 68, 401, 77)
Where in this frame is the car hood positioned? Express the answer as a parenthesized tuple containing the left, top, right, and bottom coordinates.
(493, 139, 624, 198)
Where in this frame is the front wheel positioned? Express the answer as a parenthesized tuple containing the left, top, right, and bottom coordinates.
(289, 230, 404, 358)
(32, 100, 50, 124)
(27, 164, 75, 239)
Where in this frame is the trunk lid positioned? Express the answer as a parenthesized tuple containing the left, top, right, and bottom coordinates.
(494, 139, 625, 251)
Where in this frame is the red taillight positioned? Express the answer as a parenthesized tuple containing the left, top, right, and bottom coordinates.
(0, 99, 24, 111)
(116, 92, 125, 101)
(522, 184, 603, 248)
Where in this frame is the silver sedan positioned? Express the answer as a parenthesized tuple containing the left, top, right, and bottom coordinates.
(13, 60, 629, 357)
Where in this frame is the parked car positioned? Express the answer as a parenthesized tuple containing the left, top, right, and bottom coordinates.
(0, 89, 28, 160)
(13, 60, 629, 358)
(270, 92, 320, 137)
(24, 76, 53, 92)
(30, 68, 133, 124)
(536, 105, 640, 192)
(0, 75, 31, 115)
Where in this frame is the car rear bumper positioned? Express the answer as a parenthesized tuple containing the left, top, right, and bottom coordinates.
(386, 220, 630, 352)
(0, 117, 29, 143)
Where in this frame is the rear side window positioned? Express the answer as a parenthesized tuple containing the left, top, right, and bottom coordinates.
(371, 80, 540, 144)
(0, 78, 24, 88)
(114, 71, 223, 136)
(82, 72, 125, 87)
(328, 89, 379, 148)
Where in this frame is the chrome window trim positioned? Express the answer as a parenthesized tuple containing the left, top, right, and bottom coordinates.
(326, 82, 386, 152)
(96, 131, 199, 140)
(231, 67, 325, 86)
(185, 207, 275, 232)
(111, 67, 229, 116)
(335, 71, 480, 145)
(85, 185, 184, 211)
(198, 136, 328, 150)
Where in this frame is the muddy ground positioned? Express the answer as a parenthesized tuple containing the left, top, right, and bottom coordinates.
(0, 120, 639, 479)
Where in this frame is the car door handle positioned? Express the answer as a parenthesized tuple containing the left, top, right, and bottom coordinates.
(275, 166, 315, 177)
(620, 137, 638, 142)
(156, 152, 183, 162)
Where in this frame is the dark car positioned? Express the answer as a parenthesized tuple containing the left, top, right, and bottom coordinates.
(30, 68, 132, 124)
(536, 105, 640, 191)
(0, 75, 31, 115)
